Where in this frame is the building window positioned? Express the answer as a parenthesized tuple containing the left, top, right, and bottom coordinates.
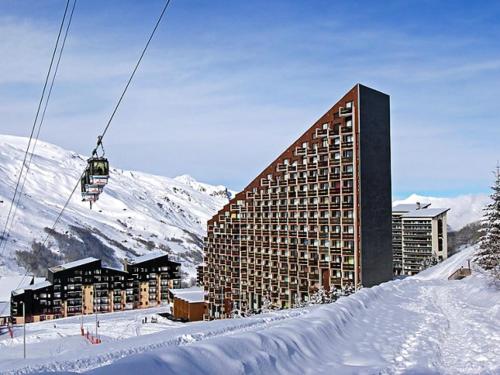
(343, 150, 353, 159)
(344, 135, 353, 143)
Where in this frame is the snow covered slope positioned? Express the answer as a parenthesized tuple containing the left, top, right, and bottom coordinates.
(0, 135, 231, 279)
(0, 246, 498, 374)
(393, 193, 489, 230)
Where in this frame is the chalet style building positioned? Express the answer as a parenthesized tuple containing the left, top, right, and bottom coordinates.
(392, 203, 449, 276)
(204, 84, 392, 319)
(10, 252, 181, 323)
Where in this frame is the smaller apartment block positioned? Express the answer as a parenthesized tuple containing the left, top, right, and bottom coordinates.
(10, 252, 181, 324)
(392, 203, 449, 276)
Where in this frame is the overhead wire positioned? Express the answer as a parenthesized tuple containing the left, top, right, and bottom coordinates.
(94, 0, 172, 151)
(1, 0, 78, 257)
(4, 0, 173, 304)
(0, 0, 72, 256)
(45, 0, 173, 247)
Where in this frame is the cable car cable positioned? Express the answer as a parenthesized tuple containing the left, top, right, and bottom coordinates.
(39, 0, 173, 249)
(41, 170, 85, 249)
(0, 0, 72, 255)
(1, 0, 78, 257)
(93, 0, 172, 153)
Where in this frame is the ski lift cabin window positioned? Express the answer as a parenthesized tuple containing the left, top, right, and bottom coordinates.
(88, 158, 109, 186)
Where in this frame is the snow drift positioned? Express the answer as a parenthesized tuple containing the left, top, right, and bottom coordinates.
(85, 246, 499, 375)
(1, 246, 498, 374)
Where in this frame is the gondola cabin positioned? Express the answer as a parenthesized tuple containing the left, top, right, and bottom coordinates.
(88, 157, 109, 186)
(81, 171, 100, 202)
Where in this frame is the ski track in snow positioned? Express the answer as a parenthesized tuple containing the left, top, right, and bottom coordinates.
(0, 245, 498, 375)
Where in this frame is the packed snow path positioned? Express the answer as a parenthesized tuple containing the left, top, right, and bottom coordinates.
(1, 247, 498, 374)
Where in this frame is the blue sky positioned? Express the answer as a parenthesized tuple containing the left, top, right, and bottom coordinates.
(0, 0, 499, 197)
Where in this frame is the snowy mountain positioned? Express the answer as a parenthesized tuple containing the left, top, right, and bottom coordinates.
(0, 135, 232, 279)
(393, 193, 490, 230)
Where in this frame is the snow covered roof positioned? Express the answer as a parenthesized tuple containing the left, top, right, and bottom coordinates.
(12, 280, 52, 296)
(170, 287, 205, 303)
(26, 280, 52, 291)
(402, 208, 450, 218)
(127, 251, 169, 265)
(0, 275, 34, 301)
(102, 266, 127, 274)
(393, 203, 431, 212)
(49, 257, 100, 272)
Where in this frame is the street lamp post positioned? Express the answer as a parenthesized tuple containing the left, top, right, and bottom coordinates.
(22, 302, 26, 359)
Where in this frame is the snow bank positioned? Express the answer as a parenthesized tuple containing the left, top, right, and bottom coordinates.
(87, 276, 499, 375)
(2, 247, 498, 375)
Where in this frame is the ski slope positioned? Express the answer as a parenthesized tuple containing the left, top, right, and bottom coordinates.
(0, 245, 498, 375)
(0, 135, 232, 279)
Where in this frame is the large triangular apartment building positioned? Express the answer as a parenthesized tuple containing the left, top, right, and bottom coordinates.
(203, 84, 392, 319)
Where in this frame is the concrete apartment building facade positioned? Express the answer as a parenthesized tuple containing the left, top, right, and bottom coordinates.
(392, 203, 449, 276)
(204, 84, 393, 319)
(10, 252, 181, 324)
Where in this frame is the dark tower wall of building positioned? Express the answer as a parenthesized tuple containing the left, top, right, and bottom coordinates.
(358, 85, 393, 286)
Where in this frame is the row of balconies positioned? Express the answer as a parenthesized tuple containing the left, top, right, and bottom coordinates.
(248, 202, 355, 213)
(215, 212, 354, 224)
(256, 175, 354, 192)
(208, 242, 355, 252)
(258, 170, 355, 191)
(211, 234, 356, 245)
(249, 176, 355, 197)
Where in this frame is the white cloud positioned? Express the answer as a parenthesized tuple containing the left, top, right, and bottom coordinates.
(393, 193, 490, 230)
(0, 5, 499, 194)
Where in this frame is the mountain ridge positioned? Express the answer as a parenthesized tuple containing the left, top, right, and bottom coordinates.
(0, 134, 231, 280)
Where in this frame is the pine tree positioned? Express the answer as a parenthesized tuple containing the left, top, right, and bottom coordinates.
(421, 255, 438, 271)
(309, 286, 328, 305)
(475, 165, 500, 279)
(230, 306, 242, 319)
(342, 283, 354, 296)
(293, 293, 306, 308)
(328, 286, 340, 302)
(261, 291, 273, 313)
